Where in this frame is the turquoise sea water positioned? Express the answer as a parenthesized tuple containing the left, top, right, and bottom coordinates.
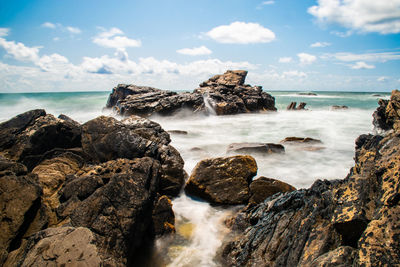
(0, 90, 390, 123)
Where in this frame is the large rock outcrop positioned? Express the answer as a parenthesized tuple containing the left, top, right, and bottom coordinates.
(106, 70, 276, 117)
(0, 110, 187, 266)
(221, 91, 400, 266)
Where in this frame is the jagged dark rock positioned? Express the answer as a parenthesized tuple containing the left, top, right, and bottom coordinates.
(106, 70, 276, 117)
(221, 90, 400, 266)
(373, 90, 400, 131)
(0, 110, 187, 266)
(152, 195, 175, 237)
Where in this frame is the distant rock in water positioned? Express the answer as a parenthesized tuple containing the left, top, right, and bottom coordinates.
(227, 142, 285, 155)
(280, 136, 322, 144)
(167, 130, 188, 135)
(287, 101, 307, 110)
(0, 110, 187, 266)
(298, 92, 317, 96)
(105, 70, 277, 117)
(331, 105, 349, 110)
(220, 89, 400, 266)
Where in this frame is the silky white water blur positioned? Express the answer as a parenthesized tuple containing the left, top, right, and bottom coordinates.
(152, 108, 373, 189)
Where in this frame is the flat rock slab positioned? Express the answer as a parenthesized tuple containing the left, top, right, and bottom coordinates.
(227, 143, 285, 155)
(280, 137, 322, 144)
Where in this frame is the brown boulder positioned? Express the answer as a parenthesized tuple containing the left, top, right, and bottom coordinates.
(185, 155, 258, 205)
(249, 177, 296, 205)
(0, 170, 42, 265)
(5, 227, 104, 267)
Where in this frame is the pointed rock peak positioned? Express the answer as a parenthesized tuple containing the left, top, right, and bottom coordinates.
(200, 70, 248, 87)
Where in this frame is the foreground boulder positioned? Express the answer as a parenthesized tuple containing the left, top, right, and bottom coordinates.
(185, 155, 258, 205)
(221, 90, 400, 266)
(0, 110, 187, 266)
(106, 70, 276, 117)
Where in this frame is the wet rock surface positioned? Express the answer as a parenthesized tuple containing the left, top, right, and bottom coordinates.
(106, 70, 276, 117)
(249, 177, 296, 205)
(221, 90, 400, 266)
(185, 155, 258, 205)
(227, 143, 285, 155)
(0, 110, 186, 266)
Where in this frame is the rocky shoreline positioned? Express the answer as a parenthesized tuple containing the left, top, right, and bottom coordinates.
(0, 70, 399, 266)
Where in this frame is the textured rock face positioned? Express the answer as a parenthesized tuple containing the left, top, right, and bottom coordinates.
(0, 168, 42, 265)
(185, 155, 258, 205)
(221, 91, 400, 266)
(287, 102, 307, 110)
(373, 89, 400, 131)
(105, 70, 276, 117)
(0, 111, 186, 266)
(248, 177, 296, 205)
(5, 227, 103, 267)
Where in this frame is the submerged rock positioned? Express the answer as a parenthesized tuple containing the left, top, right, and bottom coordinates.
(331, 105, 349, 110)
(185, 155, 258, 205)
(221, 90, 400, 266)
(105, 70, 276, 117)
(227, 143, 285, 155)
(280, 136, 322, 144)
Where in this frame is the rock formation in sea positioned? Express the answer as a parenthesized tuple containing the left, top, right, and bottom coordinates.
(0, 110, 186, 266)
(106, 70, 276, 117)
(220, 90, 400, 266)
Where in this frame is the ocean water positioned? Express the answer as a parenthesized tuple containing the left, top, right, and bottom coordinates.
(0, 90, 390, 266)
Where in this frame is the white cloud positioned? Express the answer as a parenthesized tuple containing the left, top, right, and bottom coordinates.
(0, 38, 40, 62)
(261, 1, 275, 5)
(66, 26, 81, 34)
(377, 76, 388, 82)
(205, 21, 276, 44)
(330, 30, 353, 38)
(308, 0, 400, 34)
(279, 57, 292, 63)
(37, 53, 70, 72)
(298, 53, 317, 64)
(93, 27, 141, 49)
(351, 61, 375, 69)
(41, 22, 56, 29)
(310, 42, 331, 48)
(325, 52, 400, 62)
(282, 70, 307, 78)
(177, 46, 212, 56)
(0, 28, 10, 37)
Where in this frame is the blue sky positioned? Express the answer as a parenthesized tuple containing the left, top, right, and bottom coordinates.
(0, 0, 400, 92)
